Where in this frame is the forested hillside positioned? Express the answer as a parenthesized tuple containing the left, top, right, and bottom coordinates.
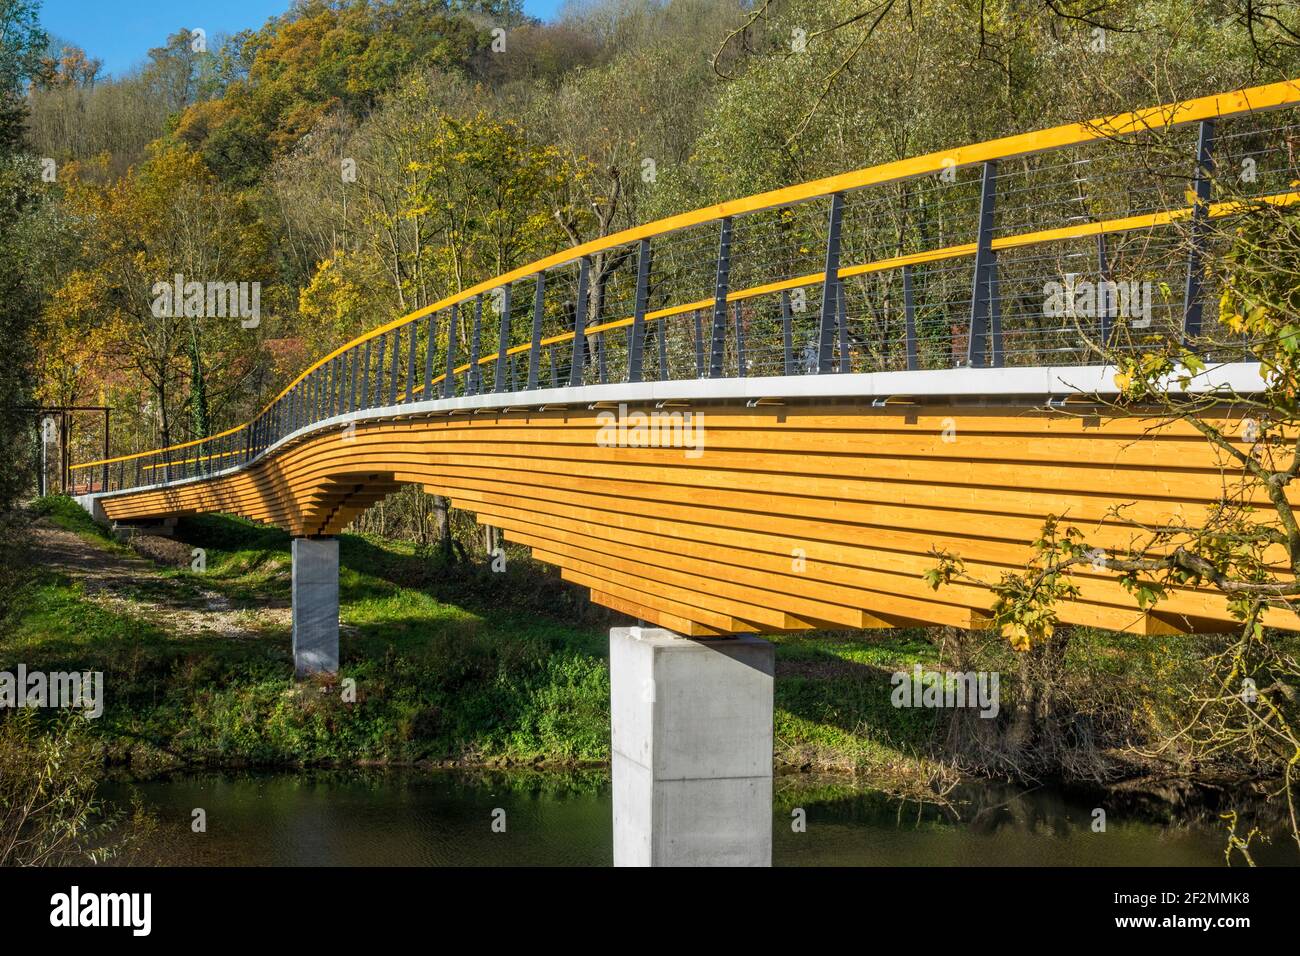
(15, 0, 1299, 470)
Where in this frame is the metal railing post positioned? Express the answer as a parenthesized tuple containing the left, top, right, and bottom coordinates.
(100, 407, 109, 491)
(903, 264, 919, 371)
(570, 258, 590, 388)
(338, 356, 348, 416)
(470, 294, 483, 395)
(1183, 119, 1215, 341)
(528, 275, 544, 390)
(629, 238, 652, 383)
(818, 194, 845, 373)
(712, 218, 733, 379)
(335, 356, 344, 416)
(423, 313, 436, 400)
(495, 284, 513, 393)
(1097, 234, 1113, 348)
(405, 320, 417, 403)
(372, 333, 386, 407)
(387, 326, 400, 406)
(781, 290, 794, 376)
(967, 161, 998, 368)
(734, 300, 747, 376)
(360, 339, 372, 410)
(347, 348, 358, 413)
(709, 218, 733, 378)
(444, 303, 459, 399)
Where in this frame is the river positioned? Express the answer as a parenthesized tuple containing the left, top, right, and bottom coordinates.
(100, 770, 1298, 866)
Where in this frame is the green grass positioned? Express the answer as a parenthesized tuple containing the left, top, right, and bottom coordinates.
(7, 503, 617, 771)
(763, 630, 942, 773)
(29, 493, 124, 548)
(0, 499, 1054, 786)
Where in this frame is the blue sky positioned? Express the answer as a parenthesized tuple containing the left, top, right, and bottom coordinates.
(40, 0, 565, 77)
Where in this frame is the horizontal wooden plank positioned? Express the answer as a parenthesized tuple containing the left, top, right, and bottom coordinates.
(98, 397, 1298, 635)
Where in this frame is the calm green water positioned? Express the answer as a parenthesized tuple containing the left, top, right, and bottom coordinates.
(101, 771, 1298, 866)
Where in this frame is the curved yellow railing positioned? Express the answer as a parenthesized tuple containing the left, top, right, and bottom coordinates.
(71, 77, 1300, 482)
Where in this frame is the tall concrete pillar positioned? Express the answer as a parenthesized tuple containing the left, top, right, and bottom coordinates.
(610, 626, 774, 867)
(291, 537, 339, 676)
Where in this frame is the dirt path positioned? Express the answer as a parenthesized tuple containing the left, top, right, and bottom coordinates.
(30, 523, 290, 640)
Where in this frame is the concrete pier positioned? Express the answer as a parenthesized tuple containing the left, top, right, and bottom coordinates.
(609, 626, 774, 866)
(73, 493, 109, 526)
(291, 537, 339, 676)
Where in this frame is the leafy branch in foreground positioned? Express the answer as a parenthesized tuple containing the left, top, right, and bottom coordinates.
(927, 193, 1300, 852)
(0, 711, 150, 866)
(926, 516, 1084, 652)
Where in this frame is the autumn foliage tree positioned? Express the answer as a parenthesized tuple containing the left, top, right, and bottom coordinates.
(173, 0, 505, 185)
(46, 144, 270, 449)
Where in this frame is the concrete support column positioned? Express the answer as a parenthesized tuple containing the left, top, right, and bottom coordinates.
(291, 537, 339, 676)
(610, 626, 774, 867)
(73, 493, 109, 527)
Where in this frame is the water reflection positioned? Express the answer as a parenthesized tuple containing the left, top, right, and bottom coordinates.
(99, 770, 1298, 867)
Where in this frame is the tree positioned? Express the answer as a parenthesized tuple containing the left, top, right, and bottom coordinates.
(0, 152, 42, 507)
(37, 42, 102, 89)
(141, 29, 216, 112)
(0, 0, 47, 509)
(0, 0, 47, 150)
(46, 143, 271, 449)
(926, 151, 1300, 853)
(173, 0, 493, 185)
(711, 0, 1300, 141)
(514, 0, 749, 357)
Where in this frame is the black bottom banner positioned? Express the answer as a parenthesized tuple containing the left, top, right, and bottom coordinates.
(0, 865, 1284, 941)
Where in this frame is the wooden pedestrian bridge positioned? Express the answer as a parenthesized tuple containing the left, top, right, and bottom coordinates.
(72, 79, 1300, 653)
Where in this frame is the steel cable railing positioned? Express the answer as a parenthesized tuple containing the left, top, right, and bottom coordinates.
(71, 79, 1300, 493)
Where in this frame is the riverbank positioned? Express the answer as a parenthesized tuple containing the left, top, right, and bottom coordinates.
(5, 498, 960, 791)
(0, 496, 1273, 805)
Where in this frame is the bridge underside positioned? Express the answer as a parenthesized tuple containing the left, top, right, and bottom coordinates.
(93, 398, 1295, 637)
